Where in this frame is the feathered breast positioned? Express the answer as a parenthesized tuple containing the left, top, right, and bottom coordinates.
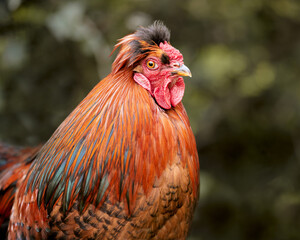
(21, 70, 199, 214)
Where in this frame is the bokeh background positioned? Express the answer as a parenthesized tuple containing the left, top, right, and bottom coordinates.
(1, 0, 300, 239)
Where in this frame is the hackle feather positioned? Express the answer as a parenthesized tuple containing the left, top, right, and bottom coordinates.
(4, 21, 199, 239)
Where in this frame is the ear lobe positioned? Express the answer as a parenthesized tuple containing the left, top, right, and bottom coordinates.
(133, 73, 151, 92)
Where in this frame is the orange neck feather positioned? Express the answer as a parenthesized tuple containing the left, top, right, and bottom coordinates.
(24, 69, 199, 214)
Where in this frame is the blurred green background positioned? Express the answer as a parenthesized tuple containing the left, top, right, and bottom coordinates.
(1, 0, 300, 239)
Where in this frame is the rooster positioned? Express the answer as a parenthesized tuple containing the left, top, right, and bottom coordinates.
(0, 21, 199, 240)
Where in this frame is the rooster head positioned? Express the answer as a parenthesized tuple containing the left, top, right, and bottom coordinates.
(112, 21, 191, 109)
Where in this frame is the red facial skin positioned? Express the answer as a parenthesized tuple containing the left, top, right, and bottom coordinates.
(133, 42, 185, 109)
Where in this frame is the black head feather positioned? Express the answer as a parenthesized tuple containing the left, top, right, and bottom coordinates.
(134, 21, 171, 45)
(112, 21, 171, 73)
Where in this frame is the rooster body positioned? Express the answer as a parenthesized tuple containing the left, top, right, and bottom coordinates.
(0, 22, 199, 240)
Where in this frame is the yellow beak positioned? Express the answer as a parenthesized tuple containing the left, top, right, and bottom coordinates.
(172, 64, 192, 77)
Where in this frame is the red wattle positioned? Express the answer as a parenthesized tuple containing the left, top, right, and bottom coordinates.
(153, 85, 171, 109)
(134, 73, 185, 110)
(153, 77, 185, 109)
(170, 77, 185, 107)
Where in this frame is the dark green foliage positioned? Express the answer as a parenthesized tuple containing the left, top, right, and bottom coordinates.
(1, 0, 300, 239)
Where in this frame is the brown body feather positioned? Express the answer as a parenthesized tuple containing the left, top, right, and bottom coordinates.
(8, 70, 199, 239)
(1, 22, 199, 239)
(0, 143, 40, 238)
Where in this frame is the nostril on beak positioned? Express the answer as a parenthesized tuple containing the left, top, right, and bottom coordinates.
(173, 62, 180, 68)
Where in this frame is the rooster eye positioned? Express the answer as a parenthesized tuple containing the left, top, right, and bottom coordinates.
(146, 60, 157, 69)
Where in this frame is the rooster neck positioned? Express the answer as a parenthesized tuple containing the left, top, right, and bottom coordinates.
(24, 70, 199, 215)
